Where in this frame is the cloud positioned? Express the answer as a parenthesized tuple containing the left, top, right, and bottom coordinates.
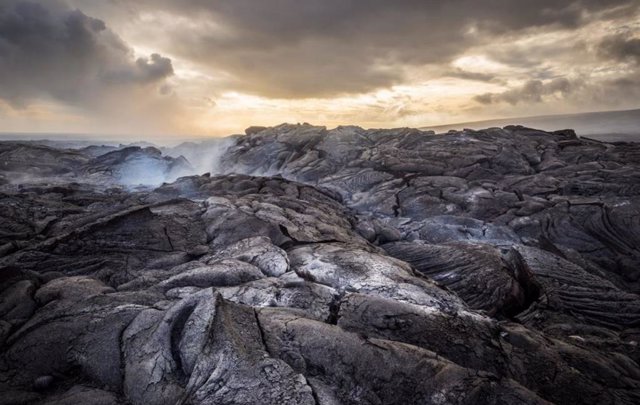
(0, 0, 174, 108)
(2, 0, 640, 135)
(446, 69, 496, 82)
(474, 78, 581, 105)
(587, 71, 640, 108)
(96, 0, 636, 99)
(599, 33, 640, 64)
(103, 53, 174, 85)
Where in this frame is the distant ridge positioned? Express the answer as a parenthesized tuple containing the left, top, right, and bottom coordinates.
(422, 108, 640, 142)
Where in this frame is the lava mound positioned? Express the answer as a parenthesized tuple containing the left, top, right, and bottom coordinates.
(1, 125, 639, 404)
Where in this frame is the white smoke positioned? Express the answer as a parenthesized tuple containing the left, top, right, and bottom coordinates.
(162, 137, 236, 177)
(114, 155, 177, 187)
(0, 137, 238, 189)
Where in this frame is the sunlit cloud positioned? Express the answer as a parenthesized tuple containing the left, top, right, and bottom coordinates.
(1, 0, 638, 138)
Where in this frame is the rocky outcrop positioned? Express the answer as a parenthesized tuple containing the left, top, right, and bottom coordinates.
(1, 125, 639, 404)
(0, 142, 191, 187)
(222, 124, 640, 293)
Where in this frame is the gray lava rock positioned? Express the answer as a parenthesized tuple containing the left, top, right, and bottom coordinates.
(1, 124, 640, 404)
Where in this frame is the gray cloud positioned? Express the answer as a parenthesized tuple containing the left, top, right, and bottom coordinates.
(0, 0, 173, 108)
(474, 78, 581, 105)
(103, 54, 174, 85)
(588, 72, 640, 108)
(472, 69, 640, 112)
(2, 0, 640, 132)
(134, 0, 634, 36)
(101, 0, 636, 98)
(599, 33, 640, 64)
(446, 69, 496, 82)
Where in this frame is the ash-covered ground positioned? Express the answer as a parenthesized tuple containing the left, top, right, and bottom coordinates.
(1, 124, 639, 404)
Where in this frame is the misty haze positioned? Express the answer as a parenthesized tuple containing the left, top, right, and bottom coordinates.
(1, 1, 639, 405)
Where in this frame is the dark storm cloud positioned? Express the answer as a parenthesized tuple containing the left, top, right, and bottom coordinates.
(599, 33, 640, 64)
(0, 0, 173, 108)
(141, 0, 633, 35)
(474, 78, 580, 105)
(105, 0, 636, 98)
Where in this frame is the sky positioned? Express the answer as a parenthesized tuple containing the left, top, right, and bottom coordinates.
(0, 0, 639, 139)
